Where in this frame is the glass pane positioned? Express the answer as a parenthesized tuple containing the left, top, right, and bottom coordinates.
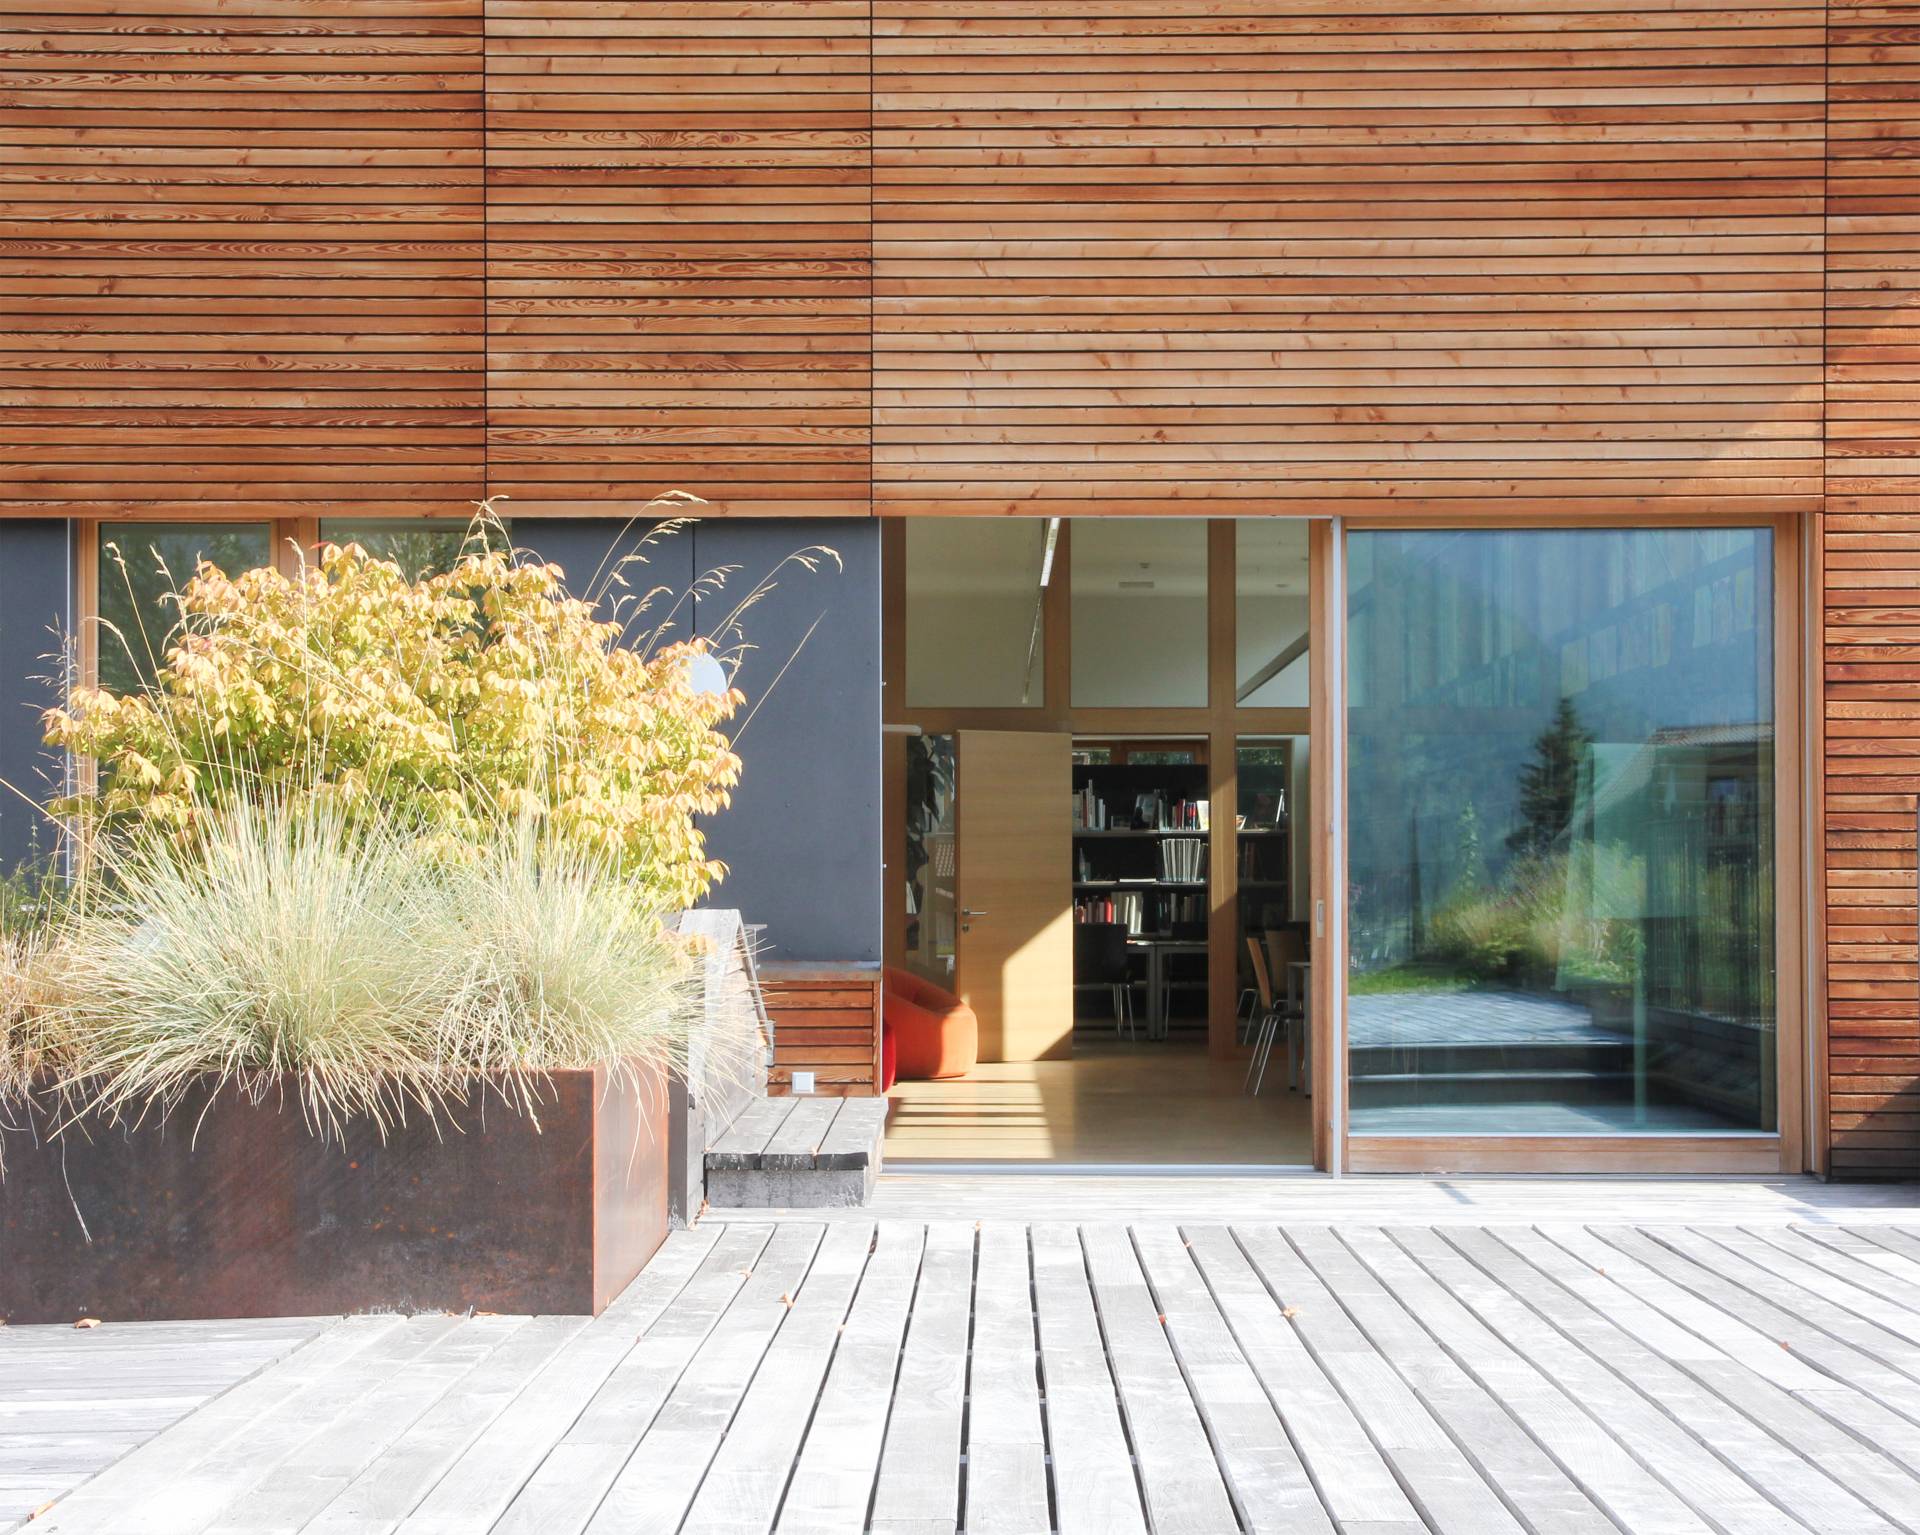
(1071, 518, 1206, 707)
(320, 519, 487, 580)
(903, 732, 957, 987)
(1236, 520, 1311, 707)
(97, 523, 272, 695)
(905, 519, 1050, 707)
(1346, 527, 1776, 1136)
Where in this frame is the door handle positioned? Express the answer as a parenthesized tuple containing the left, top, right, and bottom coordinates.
(961, 908, 989, 918)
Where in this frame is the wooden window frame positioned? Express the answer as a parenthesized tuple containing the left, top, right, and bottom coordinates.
(1337, 513, 1809, 1177)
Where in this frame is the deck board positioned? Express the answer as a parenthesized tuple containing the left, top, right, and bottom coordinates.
(868, 1221, 971, 1534)
(1078, 1223, 1239, 1534)
(961, 1224, 1050, 1535)
(10, 1205, 1920, 1535)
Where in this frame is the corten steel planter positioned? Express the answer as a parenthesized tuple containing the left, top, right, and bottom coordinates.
(0, 1064, 668, 1324)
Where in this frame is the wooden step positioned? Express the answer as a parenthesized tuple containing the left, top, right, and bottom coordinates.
(704, 1095, 889, 1209)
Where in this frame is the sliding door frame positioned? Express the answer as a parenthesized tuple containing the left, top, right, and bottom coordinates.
(882, 516, 1325, 1073)
(1335, 511, 1809, 1177)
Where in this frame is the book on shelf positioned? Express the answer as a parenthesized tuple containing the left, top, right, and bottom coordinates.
(1157, 837, 1207, 883)
(1073, 890, 1205, 934)
(1073, 784, 1211, 833)
(1072, 784, 1109, 829)
(1074, 890, 1145, 934)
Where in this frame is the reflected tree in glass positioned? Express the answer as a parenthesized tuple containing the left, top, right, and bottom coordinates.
(97, 524, 273, 696)
(320, 519, 490, 582)
(1345, 528, 1776, 1136)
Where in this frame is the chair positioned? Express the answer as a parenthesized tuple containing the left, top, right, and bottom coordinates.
(1263, 928, 1308, 1093)
(883, 967, 979, 1081)
(1243, 937, 1281, 1094)
(1074, 922, 1139, 1040)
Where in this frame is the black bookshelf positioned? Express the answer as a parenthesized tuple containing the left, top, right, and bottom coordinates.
(1071, 761, 1211, 1031)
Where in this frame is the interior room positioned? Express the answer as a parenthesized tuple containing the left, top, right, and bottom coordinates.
(882, 518, 1319, 1167)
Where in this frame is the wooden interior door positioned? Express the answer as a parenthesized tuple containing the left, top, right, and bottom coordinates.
(956, 730, 1073, 1062)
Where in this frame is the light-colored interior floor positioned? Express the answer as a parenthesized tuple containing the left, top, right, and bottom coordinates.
(883, 1036, 1314, 1166)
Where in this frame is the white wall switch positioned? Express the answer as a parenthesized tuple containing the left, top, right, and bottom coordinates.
(791, 1071, 816, 1094)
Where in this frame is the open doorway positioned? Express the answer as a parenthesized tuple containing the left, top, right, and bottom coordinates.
(882, 519, 1323, 1168)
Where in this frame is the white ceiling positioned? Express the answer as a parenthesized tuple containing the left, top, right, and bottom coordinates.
(905, 518, 1309, 599)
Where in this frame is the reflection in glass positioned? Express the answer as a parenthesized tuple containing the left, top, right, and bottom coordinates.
(906, 520, 1051, 708)
(1346, 528, 1776, 1136)
(97, 523, 273, 695)
(320, 519, 488, 581)
(903, 732, 957, 986)
(1071, 519, 1206, 707)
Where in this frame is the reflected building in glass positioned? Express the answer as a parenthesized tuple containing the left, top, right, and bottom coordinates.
(1346, 528, 1776, 1136)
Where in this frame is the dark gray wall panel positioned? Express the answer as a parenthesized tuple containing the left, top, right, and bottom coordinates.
(513, 517, 881, 963)
(0, 521, 71, 873)
(693, 520, 881, 964)
(513, 518, 696, 649)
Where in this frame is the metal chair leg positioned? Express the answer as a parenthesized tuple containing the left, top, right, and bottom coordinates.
(1245, 1010, 1277, 1094)
(1252, 1009, 1283, 1095)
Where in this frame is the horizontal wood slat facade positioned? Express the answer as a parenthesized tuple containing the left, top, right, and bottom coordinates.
(7, 1, 1920, 1174)
(1824, 0, 1920, 1179)
(869, 0, 1828, 516)
(0, 0, 487, 518)
(482, 0, 872, 517)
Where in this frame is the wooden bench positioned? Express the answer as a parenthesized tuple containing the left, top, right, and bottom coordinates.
(704, 1095, 890, 1208)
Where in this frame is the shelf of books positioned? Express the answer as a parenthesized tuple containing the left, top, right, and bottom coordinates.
(1070, 759, 1211, 1035)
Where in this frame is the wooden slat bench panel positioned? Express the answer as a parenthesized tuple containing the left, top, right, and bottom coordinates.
(0, 0, 486, 519)
(762, 967, 883, 1097)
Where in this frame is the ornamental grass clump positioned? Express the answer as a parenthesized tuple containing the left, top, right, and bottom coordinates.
(51, 798, 448, 1140)
(34, 796, 710, 1143)
(424, 818, 705, 1125)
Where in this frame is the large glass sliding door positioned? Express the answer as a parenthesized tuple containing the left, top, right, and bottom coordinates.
(1345, 527, 1783, 1152)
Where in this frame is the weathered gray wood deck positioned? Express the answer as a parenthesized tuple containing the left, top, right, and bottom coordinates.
(0, 1315, 323, 1530)
(11, 1179, 1920, 1533)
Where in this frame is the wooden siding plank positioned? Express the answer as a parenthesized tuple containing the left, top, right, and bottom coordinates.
(1824, 0, 1920, 1179)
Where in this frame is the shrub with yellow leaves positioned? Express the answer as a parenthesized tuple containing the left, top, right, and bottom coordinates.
(44, 506, 745, 913)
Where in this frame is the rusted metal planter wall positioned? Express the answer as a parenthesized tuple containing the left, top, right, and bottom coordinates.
(0, 1065, 667, 1324)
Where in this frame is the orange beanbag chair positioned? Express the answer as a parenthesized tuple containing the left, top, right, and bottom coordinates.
(884, 967, 978, 1082)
